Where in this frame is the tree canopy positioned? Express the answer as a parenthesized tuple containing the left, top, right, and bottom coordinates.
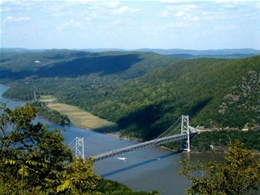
(178, 140, 260, 195)
(0, 102, 101, 194)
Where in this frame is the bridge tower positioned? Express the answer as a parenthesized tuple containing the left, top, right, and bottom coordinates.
(75, 137, 85, 160)
(180, 115, 190, 152)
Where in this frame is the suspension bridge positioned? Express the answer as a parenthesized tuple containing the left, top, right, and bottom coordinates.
(69, 115, 198, 161)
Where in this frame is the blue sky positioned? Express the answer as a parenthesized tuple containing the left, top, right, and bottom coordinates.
(1, 0, 260, 50)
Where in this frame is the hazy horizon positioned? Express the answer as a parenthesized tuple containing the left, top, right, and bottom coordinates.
(1, 47, 260, 51)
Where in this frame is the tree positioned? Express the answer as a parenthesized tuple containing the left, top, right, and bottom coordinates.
(178, 140, 260, 195)
(0, 103, 101, 194)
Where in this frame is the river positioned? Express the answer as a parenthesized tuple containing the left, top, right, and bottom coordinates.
(0, 84, 223, 195)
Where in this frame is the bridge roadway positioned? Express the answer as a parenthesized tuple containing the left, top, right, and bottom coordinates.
(93, 132, 198, 161)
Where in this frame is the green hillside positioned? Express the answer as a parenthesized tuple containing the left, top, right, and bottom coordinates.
(70, 56, 260, 140)
(1, 50, 259, 141)
(0, 50, 179, 80)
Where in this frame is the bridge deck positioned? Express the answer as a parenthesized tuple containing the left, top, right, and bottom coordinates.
(93, 132, 197, 161)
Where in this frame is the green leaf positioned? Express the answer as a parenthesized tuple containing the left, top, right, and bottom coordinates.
(4, 159, 16, 165)
(57, 179, 71, 192)
(18, 165, 29, 177)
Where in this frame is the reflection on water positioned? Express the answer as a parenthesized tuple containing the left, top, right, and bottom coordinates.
(101, 152, 179, 178)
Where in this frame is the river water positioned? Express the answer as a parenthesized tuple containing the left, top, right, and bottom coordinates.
(0, 84, 223, 195)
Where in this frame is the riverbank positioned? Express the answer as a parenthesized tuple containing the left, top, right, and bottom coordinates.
(39, 95, 119, 133)
(0, 83, 214, 195)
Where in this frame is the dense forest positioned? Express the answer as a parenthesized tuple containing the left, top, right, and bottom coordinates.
(1, 49, 260, 145)
(191, 130, 260, 152)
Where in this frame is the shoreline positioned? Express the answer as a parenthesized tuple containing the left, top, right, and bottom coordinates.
(3, 91, 258, 155)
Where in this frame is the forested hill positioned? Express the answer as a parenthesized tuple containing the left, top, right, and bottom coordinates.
(136, 48, 260, 58)
(0, 49, 180, 80)
(110, 56, 260, 139)
(1, 49, 259, 141)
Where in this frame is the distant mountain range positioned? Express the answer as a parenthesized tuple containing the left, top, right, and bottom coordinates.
(136, 48, 260, 58)
(1, 48, 260, 59)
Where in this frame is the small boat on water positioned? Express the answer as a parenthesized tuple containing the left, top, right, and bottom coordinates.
(117, 157, 127, 161)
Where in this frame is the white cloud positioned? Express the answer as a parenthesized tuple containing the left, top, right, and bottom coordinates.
(62, 19, 84, 28)
(112, 19, 122, 25)
(85, 17, 92, 22)
(159, 3, 198, 18)
(175, 11, 185, 17)
(69, 0, 96, 5)
(0, 6, 10, 12)
(3, 16, 30, 25)
(113, 5, 140, 15)
(215, 0, 245, 3)
(101, 1, 120, 9)
(1, 0, 259, 50)
(1, 1, 37, 12)
(160, 0, 260, 26)
(161, 0, 198, 3)
(44, 1, 140, 25)
(183, 14, 199, 21)
(160, 10, 170, 17)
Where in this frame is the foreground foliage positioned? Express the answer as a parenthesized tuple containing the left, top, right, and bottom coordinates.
(0, 103, 157, 195)
(97, 179, 159, 195)
(0, 103, 101, 194)
(178, 141, 260, 195)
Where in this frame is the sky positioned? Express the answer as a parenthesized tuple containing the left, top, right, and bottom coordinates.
(1, 0, 260, 50)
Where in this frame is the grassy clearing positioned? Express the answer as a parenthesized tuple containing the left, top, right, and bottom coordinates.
(40, 96, 118, 132)
(39, 95, 57, 102)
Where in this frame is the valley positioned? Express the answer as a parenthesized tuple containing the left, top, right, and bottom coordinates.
(1, 48, 260, 148)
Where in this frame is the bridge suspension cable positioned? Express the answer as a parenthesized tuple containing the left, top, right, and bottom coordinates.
(71, 115, 198, 161)
(156, 116, 182, 139)
(68, 137, 76, 147)
(94, 115, 198, 161)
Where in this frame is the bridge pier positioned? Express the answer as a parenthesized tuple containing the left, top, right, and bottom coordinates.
(75, 137, 85, 160)
(180, 115, 190, 152)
